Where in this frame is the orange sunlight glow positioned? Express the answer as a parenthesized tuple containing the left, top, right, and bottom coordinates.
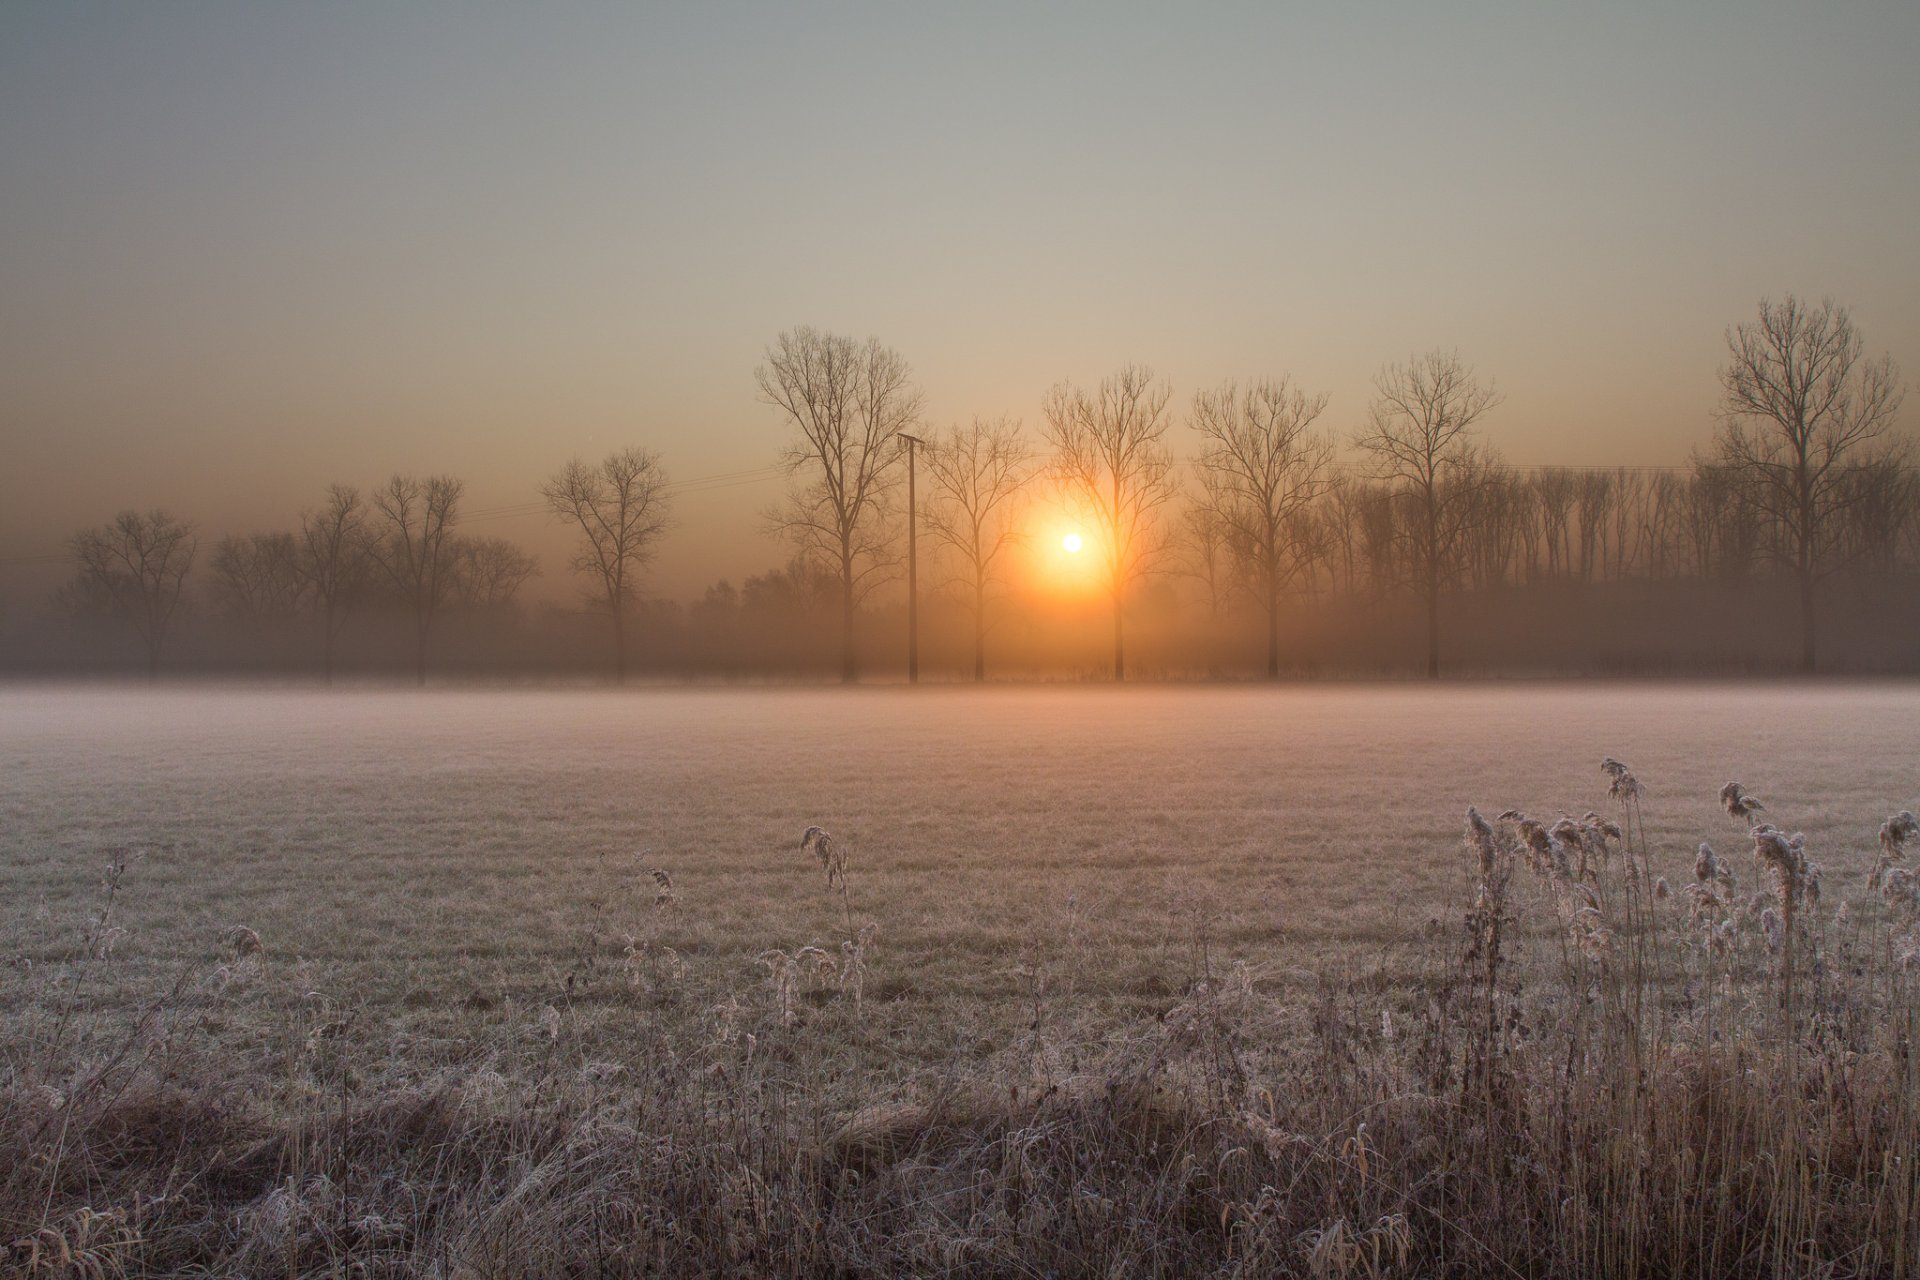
(1061, 532, 1083, 554)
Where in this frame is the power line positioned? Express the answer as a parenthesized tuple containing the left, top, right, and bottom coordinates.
(463, 462, 790, 522)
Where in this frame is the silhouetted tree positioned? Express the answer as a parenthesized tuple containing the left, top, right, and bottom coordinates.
(69, 509, 197, 679)
(542, 447, 672, 682)
(370, 474, 463, 685)
(1711, 296, 1907, 672)
(1352, 350, 1502, 678)
(296, 484, 373, 685)
(209, 532, 305, 618)
(1178, 474, 1237, 621)
(920, 417, 1033, 681)
(1190, 378, 1335, 678)
(758, 327, 922, 682)
(451, 536, 539, 609)
(1043, 366, 1177, 681)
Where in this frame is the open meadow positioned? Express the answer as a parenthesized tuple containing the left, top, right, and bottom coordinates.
(6, 682, 1920, 1276)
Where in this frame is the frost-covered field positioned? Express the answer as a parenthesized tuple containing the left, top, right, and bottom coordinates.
(4, 682, 1917, 1036)
(7, 682, 1920, 1277)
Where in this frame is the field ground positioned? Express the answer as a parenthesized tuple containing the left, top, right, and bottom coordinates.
(5, 681, 1920, 1275)
(4, 682, 1917, 1039)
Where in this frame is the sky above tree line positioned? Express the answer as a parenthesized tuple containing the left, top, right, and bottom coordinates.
(3, 1, 1916, 603)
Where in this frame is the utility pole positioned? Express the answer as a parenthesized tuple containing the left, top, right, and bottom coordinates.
(899, 432, 925, 684)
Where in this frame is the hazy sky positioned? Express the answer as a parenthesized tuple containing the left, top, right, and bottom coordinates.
(4, 1, 1917, 602)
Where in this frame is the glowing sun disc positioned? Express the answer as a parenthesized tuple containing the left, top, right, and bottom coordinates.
(1061, 532, 1084, 554)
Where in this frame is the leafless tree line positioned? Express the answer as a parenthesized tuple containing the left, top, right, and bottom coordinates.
(51, 297, 1912, 680)
(68, 457, 669, 684)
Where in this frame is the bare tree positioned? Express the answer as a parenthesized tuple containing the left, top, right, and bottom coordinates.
(1043, 365, 1178, 680)
(451, 537, 540, 609)
(70, 509, 197, 679)
(758, 327, 922, 682)
(1178, 474, 1237, 620)
(920, 416, 1033, 681)
(296, 484, 373, 685)
(369, 474, 463, 685)
(1712, 296, 1907, 672)
(1352, 350, 1503, 678)
(542, 447, 673, 682)
(209, 533, 305, 618)
(1190, 378, 1335, 678)
(1323, 474, 1384, 599)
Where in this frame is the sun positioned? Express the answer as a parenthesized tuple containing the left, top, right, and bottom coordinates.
(1061, 532, 1084, 554)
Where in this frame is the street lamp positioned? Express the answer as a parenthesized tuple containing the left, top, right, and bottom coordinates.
(898, 432, 926, 684)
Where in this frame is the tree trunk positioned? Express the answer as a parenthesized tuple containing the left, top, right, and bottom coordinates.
(974, 577, 986, 682)
(612, 602, 627, 686)
(1111, 471, 1125, 682)
(1798, 565, 1817, 674)
(322, 620, 335, 688)
(1426, 586, 1441, 679)
(840, 553, 857, 685)
(416, 620, 428, 687)
(1267, 582, 1281, 681)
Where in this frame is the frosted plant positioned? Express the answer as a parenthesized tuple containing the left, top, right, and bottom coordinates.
(1600, 757, 1644, 802)
(1883, 868, 1920, 916)
(1465, 806, 1498, 878)
(801, 825, 848, 889)
(758, 949, 799, 1025)
(1720, 781, 1765, 827)
(1512, 817, 1570, 881)
(708, 995, 745, 1046)
(1752, 823, 1820, 1012)
(795, 945, 837, 990)
(621, 935, 686, 987)
(1761, 907, 1785, 954)
(1873, 811, 1918, 893)
(1753, 826, 1818, 912)
(839, 922, 879, 1010)
(644, 863, 675, 911)
(1683, 842, 1741, 942)
(1462, 807, 1513, 982)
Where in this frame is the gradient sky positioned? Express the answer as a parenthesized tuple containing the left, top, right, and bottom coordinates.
(4, 1, 1917, 602)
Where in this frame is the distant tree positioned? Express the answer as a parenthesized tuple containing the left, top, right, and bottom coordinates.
(451, 536, 540, 609)
(1043, 366, 1178, 681)
(1352, 350, 1502, 678)
(1178, 474, 1237, 620)
(369, 474, 463, 685)
(1834, 457, 1917, 576)
(758, 327, 922, 682)
(1323, 475, 1388, 600)
(209, 532, 305, 618)
(920, 416, 1033, 681)
(1190, 378, 1335, 678)
(1681, 459, 1759, 582)
(741, 558, 843, 616)
(295, 484, 373, 685)
(69, 509, 198, 679)
(1711, 295, 1907, 672)
(542, 447, 673, 682)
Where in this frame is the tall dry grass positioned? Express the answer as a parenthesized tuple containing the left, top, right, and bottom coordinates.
(6, 762, 1920, 1277)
